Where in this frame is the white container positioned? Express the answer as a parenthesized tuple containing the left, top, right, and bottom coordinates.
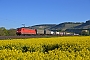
(51, 31, 54, 34)
(56, 32, 60, 34)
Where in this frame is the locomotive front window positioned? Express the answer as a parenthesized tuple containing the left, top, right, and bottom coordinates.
(17, 28, 21, 31)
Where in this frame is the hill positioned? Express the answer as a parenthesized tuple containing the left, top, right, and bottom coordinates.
(66, 20, 90, 34)
(74, 20, 90, 29)
(30, 24, 56, 30)
(50, 22, 83, 31)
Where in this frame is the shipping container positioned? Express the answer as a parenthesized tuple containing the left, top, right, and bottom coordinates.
(56, 32, 60, 34)
(51, 31, 55, 34)
(36, 29, 45, 34)
(59, 32, 64, 35)
(45, 30, 51, 34)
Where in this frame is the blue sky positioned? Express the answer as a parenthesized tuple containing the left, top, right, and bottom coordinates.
(0, 0, 90, 29)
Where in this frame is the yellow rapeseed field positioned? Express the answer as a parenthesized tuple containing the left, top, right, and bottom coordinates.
(0, 36, 90, 60)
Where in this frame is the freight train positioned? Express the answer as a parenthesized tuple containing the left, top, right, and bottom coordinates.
(16, 27, 54, 36)
(16, 27, 79, 36)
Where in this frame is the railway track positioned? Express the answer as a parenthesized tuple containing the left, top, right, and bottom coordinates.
(0, 36, 43, 40)
(0, 35, 60, 40)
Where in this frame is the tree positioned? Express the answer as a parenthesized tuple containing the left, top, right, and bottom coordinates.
(7, 29, 17, 36)
(81, 30, 89, 36)
(0, 27, 8, 36)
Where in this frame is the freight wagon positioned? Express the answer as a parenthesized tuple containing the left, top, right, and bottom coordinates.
(36, 29, 45, 35)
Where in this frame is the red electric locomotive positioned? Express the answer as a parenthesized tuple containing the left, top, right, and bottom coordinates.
(16, 27, 37, 35)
